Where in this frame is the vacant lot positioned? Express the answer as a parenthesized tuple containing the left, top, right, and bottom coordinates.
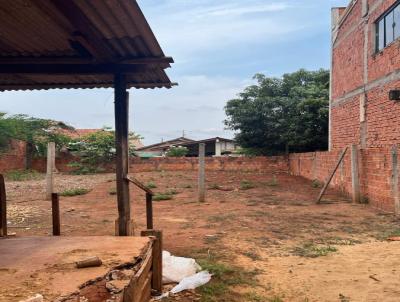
(4, 170, 400, 302)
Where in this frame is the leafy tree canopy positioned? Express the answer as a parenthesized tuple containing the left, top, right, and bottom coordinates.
(166, 146, 189, 157)
(224, 69, 329, 155)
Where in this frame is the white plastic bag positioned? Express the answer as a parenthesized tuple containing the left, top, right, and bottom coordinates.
(170, 271, 212, 294)
(162, 251, 201, 284)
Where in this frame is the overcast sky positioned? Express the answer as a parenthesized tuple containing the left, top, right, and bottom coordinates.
(0, 0, 348, 145)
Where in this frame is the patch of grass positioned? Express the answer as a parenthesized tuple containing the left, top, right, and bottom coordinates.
(376, 227, 400, 240)
(266, 175, 278, 187)
(268, 296, 284, 302)
(207, 213, 236, 223)
(240, 180, 256, 190)
(5, 169, 44, 181)
(292, 242, 337, 258)
(242, 250, 261, 261)
(197, 258, 261, 302)
(182, 184, 192, 189)
(109, 187, 117, 195)
(244, 292, 269, 302)
(60, 188, 90, 197)
(315, 237, 361, 246)
(209, 183, 221, 190)
(145, 181, 157, 189)
(153, 193, 173, 201)
(166, 189, 178, 195)
(311, 179, 323, 188)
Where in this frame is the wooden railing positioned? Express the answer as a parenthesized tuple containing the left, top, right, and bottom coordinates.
(126, 176, 154, 230)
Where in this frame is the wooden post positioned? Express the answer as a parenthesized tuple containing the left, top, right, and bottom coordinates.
(392, 145, 399, 216)
(198, 143, 205, 202)
(316, 147, 348, 203)
(0, 174, 7, 237)
(114, 73, 131, 236)
(146, 192, 153, 230)
(46, 142, 55, 200)
(51, 193, 60, 236)
(141, 230, 162, 295)
(351, 144, 361, 203)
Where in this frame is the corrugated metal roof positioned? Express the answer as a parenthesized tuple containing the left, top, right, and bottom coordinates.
(0, 0, 174, 91)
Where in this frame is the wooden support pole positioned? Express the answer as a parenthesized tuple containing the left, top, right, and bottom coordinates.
(198, 143, 206, 202)
(316, 147, 348, 203)
(141, 230, 162, 295)
(392, 145, 399, 216)
(46, 142, 55, 200)
(351, 144, 361, 203)
(114, 73, 131, 236)
(51, 193, 60, 236)
(0, 174, 7, 237)
(146, 192, 154, 230)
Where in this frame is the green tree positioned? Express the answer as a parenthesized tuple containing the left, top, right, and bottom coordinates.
(224, 69, 329, 155)
(0, 112, 73, 167)
(166, 146, 189, 157)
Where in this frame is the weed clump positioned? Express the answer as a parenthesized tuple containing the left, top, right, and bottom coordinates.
(145, 182, 157, 189)
(240, 180, 256, 190)
(292, 242, 337, 258)
(5, 170, 43, 181)
(60, 188, 90, 197)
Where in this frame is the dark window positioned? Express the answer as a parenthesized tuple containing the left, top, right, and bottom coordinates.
(376, 1, 400, 51)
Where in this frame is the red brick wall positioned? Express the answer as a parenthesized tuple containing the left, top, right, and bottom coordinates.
(30, 156, 290, 174)
(290, 147, 399, 212)
(0, 140, 26, 173)
(331, 0, 400, 149)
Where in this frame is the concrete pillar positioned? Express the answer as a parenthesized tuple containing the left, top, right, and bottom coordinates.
(215, 139, 221, 156)
(46, 142, 55, 200)
(198, 143, 205, 202)
(351, 144, 360, 203)
(392, 145, 399, 216)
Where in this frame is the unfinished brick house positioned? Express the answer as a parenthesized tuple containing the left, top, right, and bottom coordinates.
(330, 0, 400, 150)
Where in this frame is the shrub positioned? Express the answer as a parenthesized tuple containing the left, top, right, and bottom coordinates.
(240, 180, 255, 190)
(166, 146, 188, 157)
(153, 193, 173, 201)
(146, 182, 157, 189)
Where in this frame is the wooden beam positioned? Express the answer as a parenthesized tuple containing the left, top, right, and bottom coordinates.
(0, 174, 6, 237)
(316, 147, 348, 203)
(146, 193, 154, 230)
(49, 0, 115, 60)
(0, 64, 156, 75)
(115, 74, 131, 236)
(126, 176, 153, 195)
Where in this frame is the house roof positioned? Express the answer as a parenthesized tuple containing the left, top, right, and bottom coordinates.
(179, 137, 234, 146)
(0, 0, 175, 91)
(136, 137, 195, 151)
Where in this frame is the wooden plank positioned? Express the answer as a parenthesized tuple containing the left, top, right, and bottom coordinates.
(316, 147, 348, 203)
(0, 64, 154, 74)
(351, 144, 361, 203)
(126, 176, 154, 195)
(115, 74, 131, 236)
(123, 243, 153, 302)
(0, 174, 6, 237)
(141, 230, 162, 294)
(146, 193, 154, 230)
(51, 193, 60, 236)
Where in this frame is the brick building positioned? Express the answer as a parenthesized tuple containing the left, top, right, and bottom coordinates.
(330, 0, 400, 150)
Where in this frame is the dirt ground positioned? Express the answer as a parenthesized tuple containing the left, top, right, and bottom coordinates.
(4, 170, 400, 302)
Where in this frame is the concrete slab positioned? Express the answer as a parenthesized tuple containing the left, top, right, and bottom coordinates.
(0, 236, 150, 302)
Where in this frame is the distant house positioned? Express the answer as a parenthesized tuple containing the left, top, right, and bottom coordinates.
(179, 137, 237, 157)
(136, 136, 237, 157)
(135, 137, 195, 157)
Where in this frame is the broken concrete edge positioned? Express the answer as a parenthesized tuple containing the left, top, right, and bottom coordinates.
(54, 240, 153, 302)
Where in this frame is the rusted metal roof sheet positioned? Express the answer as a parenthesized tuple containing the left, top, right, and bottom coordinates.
(0, 0, 174, 91)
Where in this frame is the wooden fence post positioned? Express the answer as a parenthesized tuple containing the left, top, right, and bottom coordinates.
(146, 192, 153, 230)
(52, 193, 60, 236)
(0, 174, 7, 237)
(198, 143, 205, 202)
(351, 144, 361, 203)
